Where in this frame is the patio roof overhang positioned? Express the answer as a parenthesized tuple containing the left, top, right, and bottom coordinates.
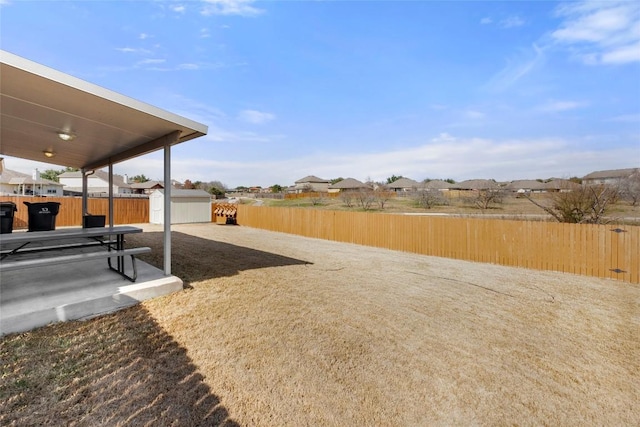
(0, 50, 207, 170)
(0, 50, 209, 276)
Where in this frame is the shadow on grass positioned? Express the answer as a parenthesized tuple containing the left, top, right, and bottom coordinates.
(127, 230, 312, 287)
(0, 305, 239, 426)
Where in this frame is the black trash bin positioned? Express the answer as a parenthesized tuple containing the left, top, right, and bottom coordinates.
(83, 214, 106, 228)
(23, 201, 61, 232)
(0, 202, 17, 234)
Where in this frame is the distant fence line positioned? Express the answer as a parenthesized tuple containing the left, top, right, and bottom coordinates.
(284, 192, 341, 200)
(236, 205, 640, 284)
(254, 193, 285, 200)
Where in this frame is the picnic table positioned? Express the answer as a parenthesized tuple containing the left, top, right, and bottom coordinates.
(0, 226, 151, 282)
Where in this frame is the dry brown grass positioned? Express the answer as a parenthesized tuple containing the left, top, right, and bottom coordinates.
(2, 223, 639, 426)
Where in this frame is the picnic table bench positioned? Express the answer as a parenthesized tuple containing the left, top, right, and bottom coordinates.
(0, 226, 151, 282)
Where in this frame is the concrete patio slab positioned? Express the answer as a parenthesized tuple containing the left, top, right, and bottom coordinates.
(0, 257, 182, 335)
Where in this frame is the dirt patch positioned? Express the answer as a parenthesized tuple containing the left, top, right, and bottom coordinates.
(2, 222, 639, 426)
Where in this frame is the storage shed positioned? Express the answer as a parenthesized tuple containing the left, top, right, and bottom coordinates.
(150, 189, 211, 224)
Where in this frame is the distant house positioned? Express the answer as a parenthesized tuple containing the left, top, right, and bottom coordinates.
(328, 178, 371, 193)
(59, 169, 133, 196)
(293, 175, 331, 193)
(506, 180, 547, 194)
(387, 177, 420, 192)
(544, 179, 582, 192)
(130, 180, 164, 195)
(0, 168, 63, 196)
(582, 168, 638, 186)
(420, 180, 453, 191)
(453, 179, 500, 190)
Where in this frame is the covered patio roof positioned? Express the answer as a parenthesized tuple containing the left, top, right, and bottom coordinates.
(1, 50, 208, 276)
(1, 50, 207, 170)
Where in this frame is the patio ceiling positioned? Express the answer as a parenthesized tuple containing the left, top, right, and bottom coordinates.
(0, 50, 208, 171)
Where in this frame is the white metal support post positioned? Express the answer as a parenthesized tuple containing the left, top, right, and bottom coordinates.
(81, 169, 88, 217)
(163, 140, 172, 275)
(108, 164, 114, 227)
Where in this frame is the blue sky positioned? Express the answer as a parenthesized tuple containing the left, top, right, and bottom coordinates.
(1, 0, 639, 188)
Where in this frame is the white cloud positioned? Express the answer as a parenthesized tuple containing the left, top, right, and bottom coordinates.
(538, 100, 588, 113)
(429, 104, 448, 111)
(177, 63, 200, 70)
(601, 41, 640, 64)
(465, 110, 485, 120)
(114, 60, 242, 72)
(480, 15, 524, 28)
(115, 47, 152, 55)
(484, 44, 545, 92)
(200, 28, 211, 38)
(171, 4, 186, 14)
(139, 33, 150, 40)
(137, 59, 166, 66)
(608, 113, 640, 123)
(552, 0, 640, 64)
(238, 109, 276, 124)
(200, 0, 263, 17)
(501, 16, 525, 28)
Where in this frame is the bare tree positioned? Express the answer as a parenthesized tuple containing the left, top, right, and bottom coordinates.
(196, 180, 227, 197)
(374, 184, 393, 209)
(525, 184, 618, 224)
(309, 192, 324, 206)
(355, 188, 376, 210)
(340, 191, 354, 208)
(416, 189, 448, 209)
(468, 187, 505, 211)
(619, 169, 640, 206)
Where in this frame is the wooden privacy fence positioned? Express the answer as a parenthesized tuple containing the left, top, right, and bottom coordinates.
(236, 205, 640, 284)
(285, 192, 341, 200)
(1, 196, 149, 228)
